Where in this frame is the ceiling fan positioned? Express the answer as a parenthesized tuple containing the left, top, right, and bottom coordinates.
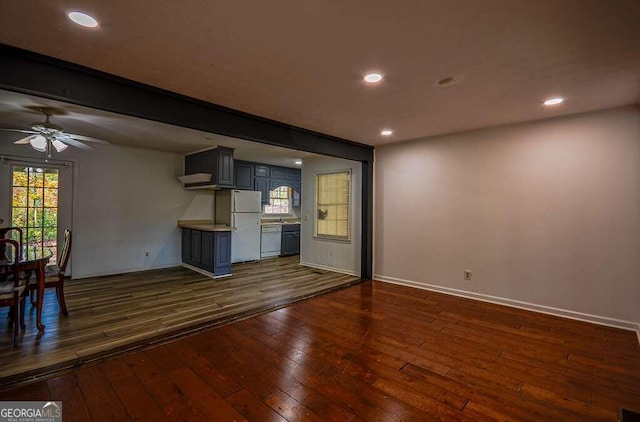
(1, 106, 108, 158)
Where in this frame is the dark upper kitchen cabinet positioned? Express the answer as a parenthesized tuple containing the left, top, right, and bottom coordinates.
(217, 148, 234, 187)
(270, 178, 300, 195)
(184, 146, 234, 188)
(269, 166, 289, 179)
(281, 224, 301, 256)
(234, 160, 254, 190)
(270, 166, 300, 180)
(183, 154, 301, 203)
(254, 177, 270, 204)
(255, 165, 269, 177)
(292, 189, 301, 207)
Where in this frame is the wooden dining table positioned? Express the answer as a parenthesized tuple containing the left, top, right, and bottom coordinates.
(0, 243, 51, 332)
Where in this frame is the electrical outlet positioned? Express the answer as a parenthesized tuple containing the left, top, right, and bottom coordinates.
(464, 270, 472, 280)
(145, 251, 150, 257)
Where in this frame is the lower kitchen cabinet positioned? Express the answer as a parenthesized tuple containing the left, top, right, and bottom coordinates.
(213, 231, 232, 276)
(280, 224, 301, 256)
(201, 232, 214, 269)
(190, 229, 201, 264)
(181, 228, 192, 263)
(181, 228, 232, 277)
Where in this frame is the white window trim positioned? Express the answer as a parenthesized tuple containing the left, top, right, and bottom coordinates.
(263, 186, 293, 216)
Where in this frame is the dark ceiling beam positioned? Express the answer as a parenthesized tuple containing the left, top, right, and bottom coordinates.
(0, 44, 374, 162)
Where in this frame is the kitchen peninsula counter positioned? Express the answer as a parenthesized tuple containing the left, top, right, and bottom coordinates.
(178, 220, 233, 278)
(177, 220, 235, 231)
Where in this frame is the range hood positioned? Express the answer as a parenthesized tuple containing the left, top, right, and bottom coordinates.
(178, 173, 211, 184)
(180, 146, 234, 190)
(177, 173, 221, 190)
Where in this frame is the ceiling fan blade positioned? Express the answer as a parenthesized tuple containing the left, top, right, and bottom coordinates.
(14, 135, 37, 144)
(0, 128, 38, 134)
(65, 133, 109, 144)
(57, 137, 95, 150)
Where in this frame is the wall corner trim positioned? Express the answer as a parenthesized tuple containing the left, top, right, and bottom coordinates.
(374, 273, 640, 345)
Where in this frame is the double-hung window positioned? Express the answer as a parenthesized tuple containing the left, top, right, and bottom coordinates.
(315, 170, 350, 240)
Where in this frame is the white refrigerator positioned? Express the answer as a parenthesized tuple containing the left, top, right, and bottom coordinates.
(215, 190, 261, 263)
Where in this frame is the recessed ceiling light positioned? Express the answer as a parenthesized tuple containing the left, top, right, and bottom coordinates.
(294, 160, 302, 165)
(364, 72, 383, 84)
(380, 129, 393, 136)
(68, 11, 99, 28)
(543, 97, 564, 106)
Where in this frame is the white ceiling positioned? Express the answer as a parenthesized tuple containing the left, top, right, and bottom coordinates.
(0, 1, 639, 147)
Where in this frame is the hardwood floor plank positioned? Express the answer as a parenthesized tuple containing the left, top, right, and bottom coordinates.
(226, 389, 288, 422)
(75, 365, 128, 422)
(112, 383, 169, 421)
(265, 390, 326, 422)
(164, 340, 242, 398)
(166, 366, 248, 422)
(130, 354, 207, 421)
(47, 374, 93, 422)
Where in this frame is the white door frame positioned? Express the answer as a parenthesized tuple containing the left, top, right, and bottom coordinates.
(0, 155, 74, 275)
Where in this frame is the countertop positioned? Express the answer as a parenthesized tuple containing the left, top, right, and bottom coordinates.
(177, 220, 235, 231)
(260, 219, 301, 226)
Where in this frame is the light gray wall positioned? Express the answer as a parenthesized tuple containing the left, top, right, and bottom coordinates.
(300, 156, 361, 276)
(374, 106, 640, 325)
(0, 140, 212, 278)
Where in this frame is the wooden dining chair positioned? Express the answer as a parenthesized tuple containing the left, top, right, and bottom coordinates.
(0, 239, 27, 347)
(28, 229, 72, 316)
(0, 227, 23, 261)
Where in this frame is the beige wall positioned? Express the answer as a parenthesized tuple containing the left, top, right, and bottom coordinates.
(374, 106, 640, 325)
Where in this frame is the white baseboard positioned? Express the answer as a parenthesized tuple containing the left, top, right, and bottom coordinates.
(73, 262, 182, 280)
(300, 261, 359, 277)
(374, 274, 640, 338)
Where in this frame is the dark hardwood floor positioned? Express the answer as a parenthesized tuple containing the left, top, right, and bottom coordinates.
(0, 256, 359, 382)
(2, 280, 639, 421)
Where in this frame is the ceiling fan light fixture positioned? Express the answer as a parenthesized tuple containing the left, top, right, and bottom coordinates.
(68, 11, 99, 28)
(29, 135, 47, 152)
(52, 140, 69, 152)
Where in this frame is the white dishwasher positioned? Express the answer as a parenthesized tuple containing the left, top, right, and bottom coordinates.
(260, 225, 282, 258)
